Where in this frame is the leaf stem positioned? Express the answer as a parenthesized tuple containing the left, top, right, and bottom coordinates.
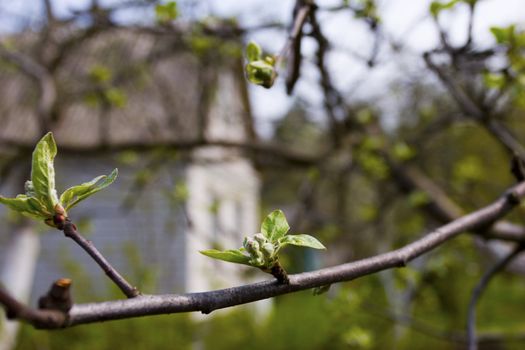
(270, 260, 289, 284)
(62, 220, 140, 298)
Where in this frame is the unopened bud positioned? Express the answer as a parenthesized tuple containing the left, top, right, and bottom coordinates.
(54, 204, 65, 216)
(24, 180, 35, 196)
(244, 239, 260, 256)
(53, 214, 66, 229)
(261, 242, 275, 258)
(253, 233, 267, 244)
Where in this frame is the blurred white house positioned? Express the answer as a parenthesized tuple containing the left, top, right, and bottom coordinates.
(0, 27, 260, 314)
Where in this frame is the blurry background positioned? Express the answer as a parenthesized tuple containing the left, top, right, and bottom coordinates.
(1, 0, 525, 349)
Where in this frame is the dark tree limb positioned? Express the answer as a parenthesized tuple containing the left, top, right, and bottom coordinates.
(0, 138, 322, 168)
(309, 8, 346, 147)
(0, 45, 56, 133)
(423, 52, 525, 160)
(274, 0, 313, 91)
(466, 244, 525, 350)
(62, 221, 140, 299)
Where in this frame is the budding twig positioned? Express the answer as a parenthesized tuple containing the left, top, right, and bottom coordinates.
(61, 220, 140, 298)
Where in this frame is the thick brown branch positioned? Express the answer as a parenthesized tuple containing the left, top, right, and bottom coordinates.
(62, 221, 140, 298)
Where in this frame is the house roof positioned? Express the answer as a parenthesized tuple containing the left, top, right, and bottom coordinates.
(0, 26, 254, 149)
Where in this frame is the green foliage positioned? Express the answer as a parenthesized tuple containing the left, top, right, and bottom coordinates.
(392, 142, 415, 162)
(16, 314, 193, 350)
(244, 41, 277, 88)
(59, 169, 118, 212)
(490, 25, 517, 44)
(30, 132, 59, 213)
(261, 208, 290, 241)
(89, 65, 112, 83)
(352, 0, 380, 24)
(200, 209, 325, 273)
(200, 249, 252, 266)
(104, 88, 127, 108)
(485, 25, 525, 107)
(429, 0, 459, 18)
(155, 1, 178, 23)
(0, 133, 117, 227)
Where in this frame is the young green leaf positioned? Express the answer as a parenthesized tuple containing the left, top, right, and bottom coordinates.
(246, 41, 262, 62)
(261, 209, 290, 242)
(0, 195, 47, 220)
(31, 132, 59, 213)
(245, 61, 276, 88)
(199, 249, 252, 266)
(60, 169, 118, 211)
(155, 1, 178, 23)
(278, 234, 326, 250)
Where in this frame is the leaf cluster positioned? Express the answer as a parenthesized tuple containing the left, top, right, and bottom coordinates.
(244, 41, 277, 89)
(200, 209, 325, 272)
(0, 133, 117, 227)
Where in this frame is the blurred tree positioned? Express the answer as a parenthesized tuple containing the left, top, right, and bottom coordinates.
(1, 0, 525, 349)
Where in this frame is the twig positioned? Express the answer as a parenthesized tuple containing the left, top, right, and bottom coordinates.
(273, 0, 313, 92)
(309, 8, 346, 147)
(423, 52, 525, 160)
(0, 45, 56, 133)
(0, 138, 322, 168)
(466, 244, 525, 350)
(62, 220, 140, 298)
(464, 1, 477, 48)
(0, 285, 65, 329)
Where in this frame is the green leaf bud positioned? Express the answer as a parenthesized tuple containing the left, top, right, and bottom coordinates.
(261, 242, 275, 259)
(253, 233, 267, 245)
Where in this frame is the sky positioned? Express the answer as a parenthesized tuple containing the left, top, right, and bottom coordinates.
(0, 0, 524, 136)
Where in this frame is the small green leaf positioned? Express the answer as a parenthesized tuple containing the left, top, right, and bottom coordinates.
(0, 195, 47, 219)
(261, 209, 290, 242)
(430, 0, 459, 18)
(392, 142, 415, 161)
(60, 169, 118, 211)
(31, 132, 59, 213)
(490, 26, 514, 44)
(279, 234, 326, 250)
(89, 64, 112, 83)
(483, 72, 506, 89)
(245, 60, 276, 88)
(199, 249, 252, 266)
(246, 41, 262, 62)
(155, 1, 178, 23)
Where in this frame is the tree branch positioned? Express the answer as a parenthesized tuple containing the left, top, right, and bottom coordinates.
(0, 138, 322, 168)
(0, 44, 56, 133)
(274, 0, 312, 93)
(423, 52, 525, 160)
(466, 244, 525, 350)
(62, 221, 140, 298)
(0, 286, 66, 329)
(0, 180, 519, 329)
